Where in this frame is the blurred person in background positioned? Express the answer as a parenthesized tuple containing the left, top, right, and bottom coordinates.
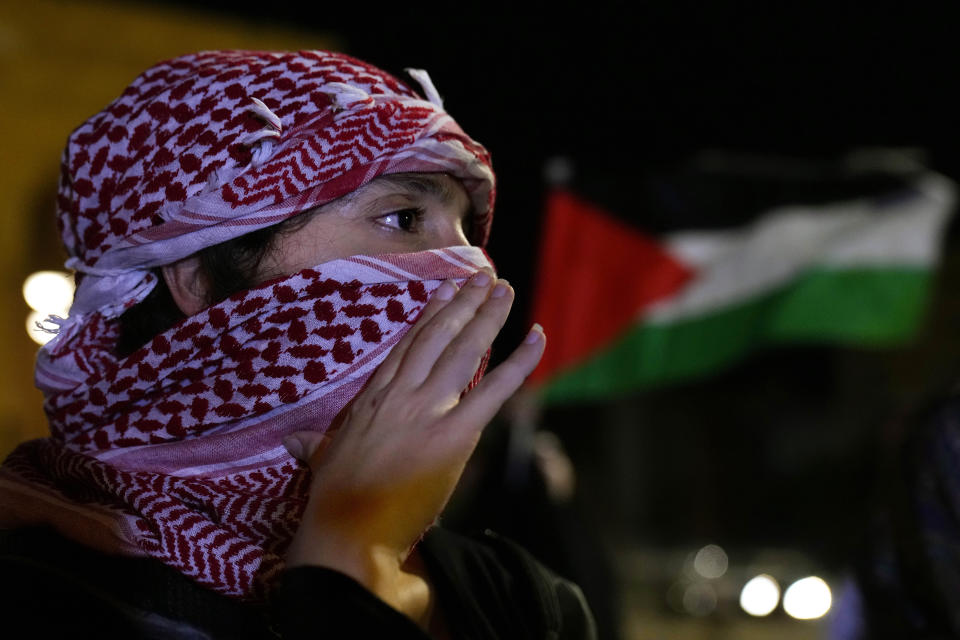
(835, 387, 960, 639)
(444, 388, 623, 640)
(0, 50, 596, 639)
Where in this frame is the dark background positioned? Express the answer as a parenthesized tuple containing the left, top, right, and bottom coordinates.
(170, 2, 959, 336)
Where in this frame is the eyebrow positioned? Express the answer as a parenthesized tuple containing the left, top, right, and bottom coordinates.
(374, 173, 459, 205)
(375, 173, 474, 228)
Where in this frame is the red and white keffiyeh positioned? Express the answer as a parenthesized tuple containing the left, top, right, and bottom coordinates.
(0, 50, 495, 599)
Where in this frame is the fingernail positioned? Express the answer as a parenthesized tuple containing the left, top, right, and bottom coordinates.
(471, 270, 491, 287)
(524, 323, 544, 344)
(491, 279, 510, 298)
(283, 436, 303, 459)
(435, 280, 456, 300)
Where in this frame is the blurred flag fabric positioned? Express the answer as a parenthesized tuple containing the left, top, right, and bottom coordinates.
(529, 173, 957, 404)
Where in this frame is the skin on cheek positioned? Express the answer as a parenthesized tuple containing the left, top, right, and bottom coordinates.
(259, 216, 359, 279)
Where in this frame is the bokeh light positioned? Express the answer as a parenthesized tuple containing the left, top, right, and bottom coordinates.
(22, 271, 73, 314)
(739, 574, 780, 616)
(682, 582, 717, 617)
(25, 310, 59, 345)
(693, 544, 728, 579)
(783, 576, 832, 620)
(22, 271, 74, 346)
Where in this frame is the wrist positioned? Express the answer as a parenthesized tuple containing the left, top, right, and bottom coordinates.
(286, 527, 399, 580)
(285, 532, 430, 624)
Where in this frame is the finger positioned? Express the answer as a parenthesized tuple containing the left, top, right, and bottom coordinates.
(283, 431, 333, 467)
(445, 324, 546, 440)
(421, 279, 514, 396)
(391, 269, 497, 387)
(366, 278, 459, 390)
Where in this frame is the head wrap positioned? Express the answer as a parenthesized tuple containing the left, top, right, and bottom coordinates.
(54, 49, 493, 337)
(0, 50, 495, 599)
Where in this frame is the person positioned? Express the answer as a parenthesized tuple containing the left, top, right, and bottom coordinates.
(834, 386, 960, 639)
(443, 390, 623, 640)
(0, 50, 596, 638)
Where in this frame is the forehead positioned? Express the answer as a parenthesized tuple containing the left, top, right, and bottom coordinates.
(356, 172, 469, 205)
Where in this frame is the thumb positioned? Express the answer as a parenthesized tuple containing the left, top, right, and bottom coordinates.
(283, 431, 333, 465)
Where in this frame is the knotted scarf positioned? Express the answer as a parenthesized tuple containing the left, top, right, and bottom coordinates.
(0, 50, 495, 599)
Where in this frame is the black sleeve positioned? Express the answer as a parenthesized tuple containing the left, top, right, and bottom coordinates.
(418, 526, 599, 640)
(484, 531, 599, 640)
(1, 526, 432, 639)
(554, 575, 599, 640)
(271, 567, 431, 639)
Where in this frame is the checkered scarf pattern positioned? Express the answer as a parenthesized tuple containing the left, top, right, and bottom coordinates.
(0, 50, 495, 599)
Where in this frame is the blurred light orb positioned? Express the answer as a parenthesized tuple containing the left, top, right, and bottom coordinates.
(693, 544, 728, 579)
(22, 271, 74, 315)
(739, 574, 780, 616)
(682, 582, 717, 617)
(665, 581, 686, 614)
(783, 576, 832, 620)
(23, 271, 73, 346)
(542, 155, 574, 185)
(26, 310, 58, 345)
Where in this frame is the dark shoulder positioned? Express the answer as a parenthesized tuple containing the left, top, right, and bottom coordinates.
(0, 526, 270, 639)
(419, 526, 598, 640)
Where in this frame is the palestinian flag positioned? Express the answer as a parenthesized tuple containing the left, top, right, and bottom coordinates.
(529, 173, 956, 404)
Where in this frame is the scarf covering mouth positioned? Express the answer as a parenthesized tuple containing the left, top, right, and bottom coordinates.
(0, 50, 497, 600)
(0, 246, 492, 599)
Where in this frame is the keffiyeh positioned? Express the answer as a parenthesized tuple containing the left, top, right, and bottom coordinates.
(0, 50, 495, 599)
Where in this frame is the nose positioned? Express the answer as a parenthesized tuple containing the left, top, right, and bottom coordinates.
(427, 213, 470, 250)
(443, 219, 471, 247)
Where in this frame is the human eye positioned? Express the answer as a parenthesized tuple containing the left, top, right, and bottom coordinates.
(378, 208, 424, 233)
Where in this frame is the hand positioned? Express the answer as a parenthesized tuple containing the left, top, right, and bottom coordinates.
(283, 270, 545, 608)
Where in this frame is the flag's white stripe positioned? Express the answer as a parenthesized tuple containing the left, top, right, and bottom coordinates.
(646, 174, 956, 323)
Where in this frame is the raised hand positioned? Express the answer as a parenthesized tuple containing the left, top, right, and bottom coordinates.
(283, 270, 545, 612)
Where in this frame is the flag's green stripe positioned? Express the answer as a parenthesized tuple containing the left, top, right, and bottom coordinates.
(541, 267, 932, 404)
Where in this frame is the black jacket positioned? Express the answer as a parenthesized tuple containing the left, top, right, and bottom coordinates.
(0, 525, 596, 639)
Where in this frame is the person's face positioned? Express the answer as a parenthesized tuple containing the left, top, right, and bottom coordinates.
(163, 172, 476, 317)
(256, 172, 473, 280)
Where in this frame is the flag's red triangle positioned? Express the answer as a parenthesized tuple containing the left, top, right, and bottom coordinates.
(528, 189, 694, 385)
